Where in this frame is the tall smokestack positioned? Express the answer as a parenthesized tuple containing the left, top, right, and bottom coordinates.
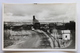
(33, 15, 35, 21)
(33, 15, 35, 24)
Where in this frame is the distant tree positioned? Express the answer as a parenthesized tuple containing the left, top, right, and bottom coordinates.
(69, 21, 75, 30)
(65, 21, 75, 30)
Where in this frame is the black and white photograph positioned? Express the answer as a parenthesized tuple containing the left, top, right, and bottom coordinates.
(2, 3, 76, 51)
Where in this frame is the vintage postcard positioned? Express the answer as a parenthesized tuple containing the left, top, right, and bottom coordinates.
(2, 3, 76, 51)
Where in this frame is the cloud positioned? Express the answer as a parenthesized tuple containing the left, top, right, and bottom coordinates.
(4, 3, 76, 22)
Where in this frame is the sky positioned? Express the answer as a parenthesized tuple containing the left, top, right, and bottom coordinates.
(3, 3, 76, 22)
